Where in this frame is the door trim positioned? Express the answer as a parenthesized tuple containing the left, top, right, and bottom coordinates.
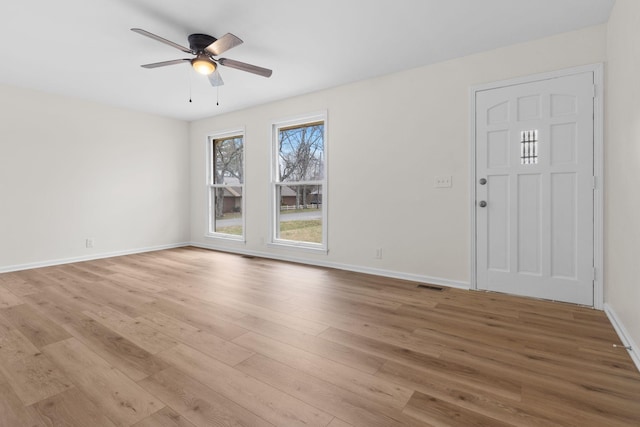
(469, 63, 604, 309)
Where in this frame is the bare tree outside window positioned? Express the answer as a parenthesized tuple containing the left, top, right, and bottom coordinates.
(279, 122, 324, 208)
(274, 119, 326, 246)
(209, 134, 244, 237)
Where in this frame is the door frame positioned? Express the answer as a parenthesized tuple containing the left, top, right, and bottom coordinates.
(469, 63, 604, 309)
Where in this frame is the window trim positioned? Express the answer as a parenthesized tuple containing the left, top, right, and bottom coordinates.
(270, 112, 328, 253)
(205, 127, 246, 242)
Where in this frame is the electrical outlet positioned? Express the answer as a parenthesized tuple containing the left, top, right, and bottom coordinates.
(375, 248, 383, 259)
(434, 175, 452, 188)
(86, 238, 94, 249)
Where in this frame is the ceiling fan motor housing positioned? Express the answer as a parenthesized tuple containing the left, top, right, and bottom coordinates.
(188, 34, 217, 53)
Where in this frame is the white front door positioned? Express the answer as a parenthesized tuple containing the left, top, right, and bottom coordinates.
(475, 72, 595, 306)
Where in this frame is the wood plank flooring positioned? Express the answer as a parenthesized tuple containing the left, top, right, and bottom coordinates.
(0, 247, 638, 426)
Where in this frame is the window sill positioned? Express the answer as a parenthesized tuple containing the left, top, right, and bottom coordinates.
(268, 240, 328, 255)
(204, 233, 246, 244)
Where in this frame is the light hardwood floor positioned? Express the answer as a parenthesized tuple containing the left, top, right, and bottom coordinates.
(0, 247, 638, 426)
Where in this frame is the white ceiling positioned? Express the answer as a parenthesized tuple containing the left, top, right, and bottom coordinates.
(0, 0, 614, 121)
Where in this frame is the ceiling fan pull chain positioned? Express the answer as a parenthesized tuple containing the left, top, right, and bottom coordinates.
(188, 67, 193, 103)
(216, 85, 219, 106)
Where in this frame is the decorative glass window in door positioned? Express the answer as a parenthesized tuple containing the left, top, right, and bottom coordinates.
(520, 130, 538, 165)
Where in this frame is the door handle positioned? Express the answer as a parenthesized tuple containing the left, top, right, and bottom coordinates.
(479, 201, 487, 207)
(479, 178, 487, 185)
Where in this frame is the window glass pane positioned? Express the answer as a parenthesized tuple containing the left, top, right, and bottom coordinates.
(211, 187, 243, 236)
(214, 137, 244, 184)
(278, 123, 324, 182)
(272, 116, 325, 248)
(209, 133, 243, 238)
(277, 184, 322, 244)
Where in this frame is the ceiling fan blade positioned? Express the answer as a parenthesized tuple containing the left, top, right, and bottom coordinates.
(131, 28, 193, 54)
(205, 33, 243, 56)
(218, 58, 272, 78)
(141, 59, 191, 69)
(208, 70, 224, 87)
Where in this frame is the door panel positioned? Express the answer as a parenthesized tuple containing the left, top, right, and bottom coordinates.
(487, 175, 509, 271)
(476, 72, 594, 305)
(551, 172, 577, 279)
(517, 173, 541, 275)
(487, 130, 510, 168)
(550, 123, 577, 165)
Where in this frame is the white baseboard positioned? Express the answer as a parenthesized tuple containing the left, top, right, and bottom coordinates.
(190, 242, 470, 290)
(604, 303, 640, 373)
(0, 241, 470, 291)
(0, 242, 191, 273)
(0, 240, 470, 291)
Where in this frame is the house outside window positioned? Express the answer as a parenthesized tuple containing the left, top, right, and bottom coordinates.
(271, 113, 327, 251)
(207, 130, 244, 240)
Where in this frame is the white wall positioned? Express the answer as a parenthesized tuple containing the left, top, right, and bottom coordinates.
(605, 0, 640, 359)
(190, 25, 607, 286)
(0, 85, 190, 270)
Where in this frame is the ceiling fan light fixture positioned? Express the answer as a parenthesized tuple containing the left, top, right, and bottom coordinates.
(191, 55, 216, 75)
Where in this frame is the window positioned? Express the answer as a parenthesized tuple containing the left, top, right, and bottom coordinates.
(207, 131, 244, 239)
(520, 129, 539, 165)
(272, 114, 327, 250)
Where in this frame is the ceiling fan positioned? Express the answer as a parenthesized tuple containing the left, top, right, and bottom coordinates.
(131, 28, 272, 87)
